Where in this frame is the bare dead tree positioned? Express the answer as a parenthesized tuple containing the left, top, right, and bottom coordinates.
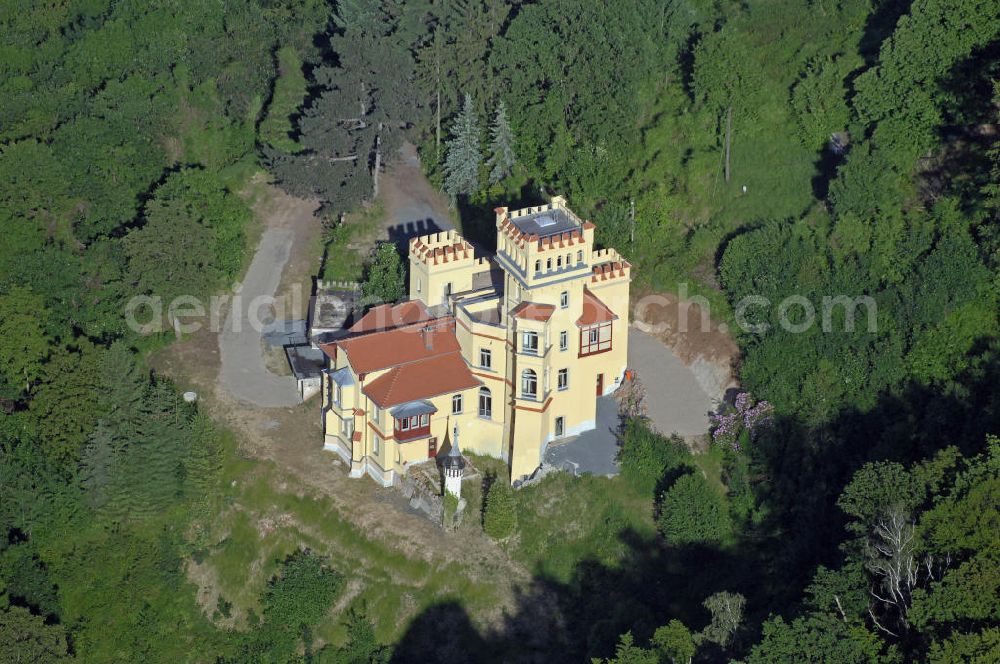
(864, 505, 950, 635)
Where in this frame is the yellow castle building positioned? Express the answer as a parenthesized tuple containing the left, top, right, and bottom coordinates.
(318, 197, 631, 485)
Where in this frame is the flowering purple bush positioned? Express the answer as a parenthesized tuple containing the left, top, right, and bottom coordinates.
(709, 392, 773, 451)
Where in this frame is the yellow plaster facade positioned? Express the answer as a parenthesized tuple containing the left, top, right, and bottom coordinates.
(320, 197, 631, 485)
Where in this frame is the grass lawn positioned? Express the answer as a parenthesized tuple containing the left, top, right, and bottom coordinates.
(321, 201, 384, 283)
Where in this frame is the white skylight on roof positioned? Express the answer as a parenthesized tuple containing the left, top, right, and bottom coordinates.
(535, 214, 556, 227)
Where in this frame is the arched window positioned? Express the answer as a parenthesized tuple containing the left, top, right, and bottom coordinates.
(478, 386, 492, 418)
(521, 369, 537, 399)
(557, 256, 562, 268)
(566, 253, 571, 266)
(546, 258, 552, 270)
(535, 259, 541, 273)
(577, 250, 583, 263)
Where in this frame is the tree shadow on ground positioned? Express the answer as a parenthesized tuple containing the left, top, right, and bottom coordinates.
(386, 217, 446, 251)
(751, 338, 1000, 594)
(391, 342, 1000, 662)
(388, 526, 774, 663)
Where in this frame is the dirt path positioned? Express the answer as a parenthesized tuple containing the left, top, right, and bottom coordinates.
(216, 180, 319, 407)
(378, 142, 455, 243)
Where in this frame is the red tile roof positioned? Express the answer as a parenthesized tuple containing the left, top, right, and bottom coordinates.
(363, 352, 481, 407)
(324, 318, 461, 374)
(350, 301, 434, 334)
(577, 289, 618, 327)
(511, 301, 556, 322)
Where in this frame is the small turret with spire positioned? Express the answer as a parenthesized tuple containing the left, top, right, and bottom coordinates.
(442, 422, 466, 497)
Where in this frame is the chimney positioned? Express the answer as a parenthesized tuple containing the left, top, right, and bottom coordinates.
(422, 326, 433, 350)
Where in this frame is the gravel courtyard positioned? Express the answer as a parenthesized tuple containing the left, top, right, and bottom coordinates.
(543, 327, 716, 475)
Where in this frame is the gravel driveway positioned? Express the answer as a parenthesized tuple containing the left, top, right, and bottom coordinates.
(628, 327, 715, 436)
(541, 328, 716, 476)
(218, 228, 302, 407)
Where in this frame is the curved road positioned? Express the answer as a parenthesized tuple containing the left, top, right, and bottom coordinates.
(218, 228, 302, 407)
(217, 145, 453, 409)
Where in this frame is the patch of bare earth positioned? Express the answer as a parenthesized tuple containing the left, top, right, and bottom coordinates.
(631, 287, 740, 401)
(341, 142, 456, 260)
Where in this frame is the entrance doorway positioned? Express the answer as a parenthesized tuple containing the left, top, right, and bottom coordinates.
(428, 437, 437, 458)
(596, 373, 603, 396)
(555, 416, 565, 437)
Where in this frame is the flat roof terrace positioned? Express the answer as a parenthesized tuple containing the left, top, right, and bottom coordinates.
(509, 207, 580, 238)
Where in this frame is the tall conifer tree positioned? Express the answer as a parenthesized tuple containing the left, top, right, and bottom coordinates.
(487, 100, 516, 184)
(443, 93, 483, 199)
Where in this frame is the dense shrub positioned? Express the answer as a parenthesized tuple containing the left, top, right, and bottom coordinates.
(483, 479, 518, 540)
(618, 420, 692, 496)
(255, 549, 344, 657)
(657, 473, 731, 546)
(263, 549, 343, 631)
(314, 608, 393, 663)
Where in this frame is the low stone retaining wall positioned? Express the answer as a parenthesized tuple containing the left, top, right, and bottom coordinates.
(398, 463, 476, 528)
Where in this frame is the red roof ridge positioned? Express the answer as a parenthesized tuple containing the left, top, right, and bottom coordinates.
(334, 316, 461, 374)
(349, 300, 434, 334)
(577, 288, 618, 327)
(511, 301, 556, 322)
(363, 351, 481, 407)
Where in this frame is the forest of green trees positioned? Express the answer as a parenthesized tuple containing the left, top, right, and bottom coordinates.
(2, 0, 999, 661)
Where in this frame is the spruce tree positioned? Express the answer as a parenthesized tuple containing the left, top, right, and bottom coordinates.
(266, 1, 421, 215)
(97, 341, 147, 442)
(126, 381, 190, 519)
(443, 93, 483, 199)
(487, 100, 516, 185)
